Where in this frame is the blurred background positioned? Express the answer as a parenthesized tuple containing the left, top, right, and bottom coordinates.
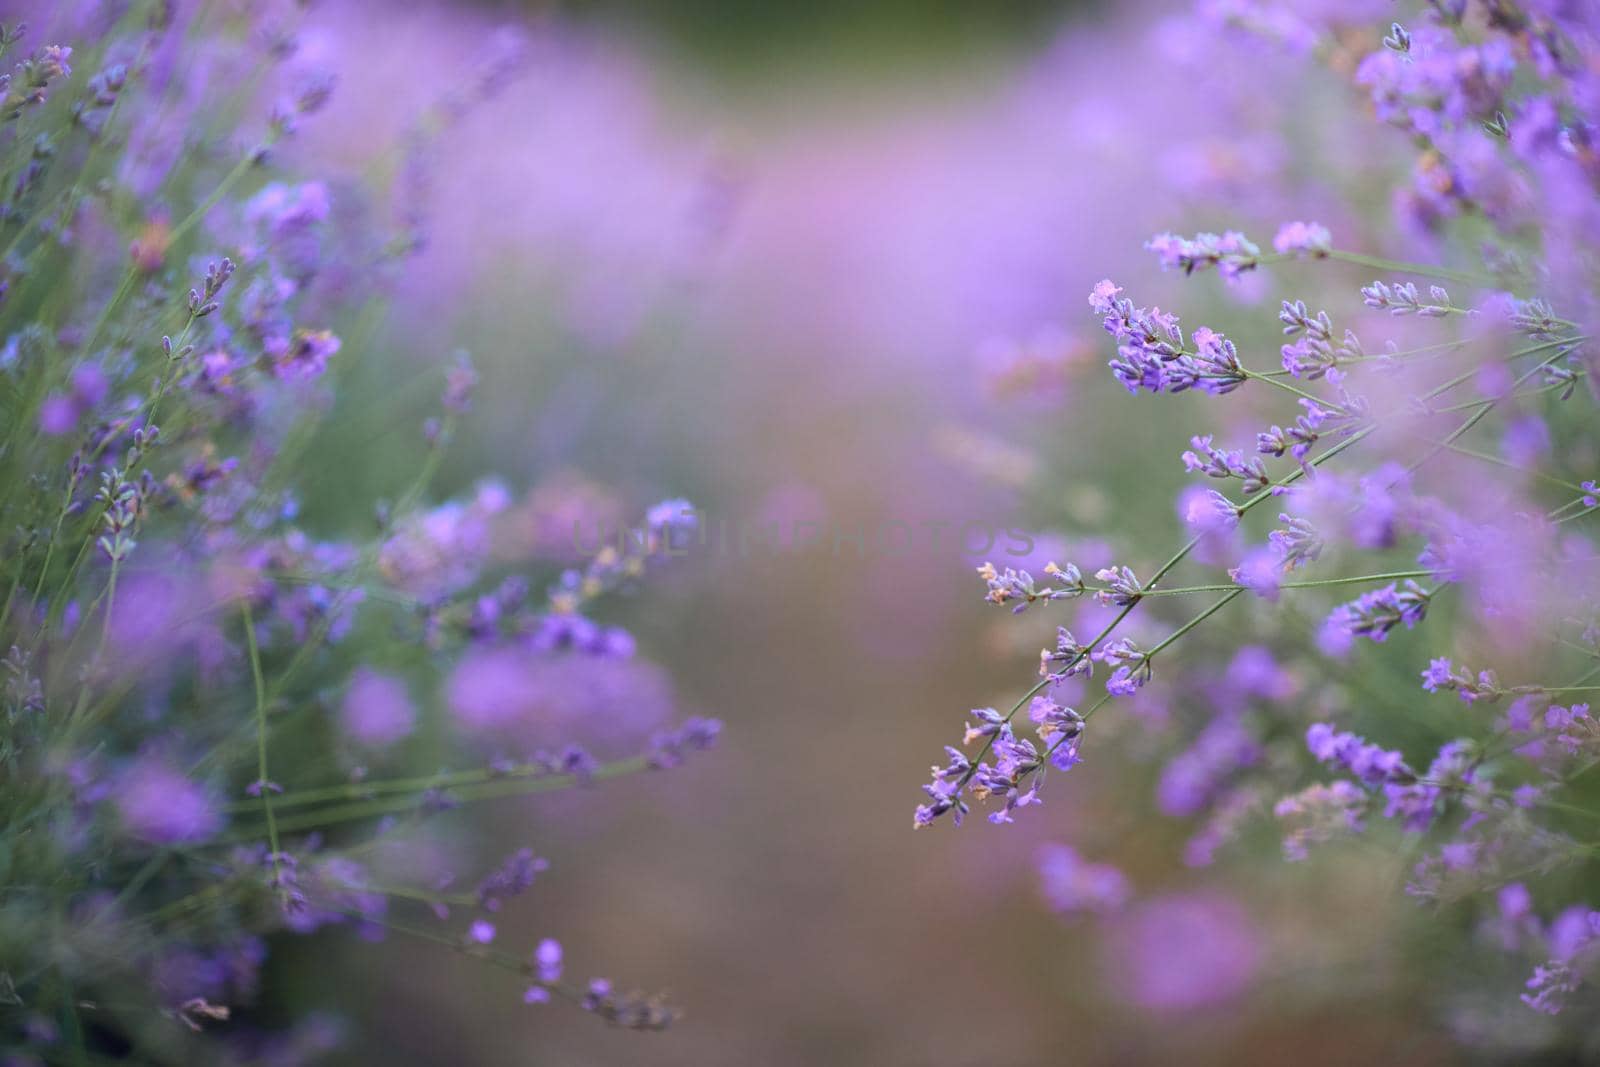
(182, 0, 1474, 1061)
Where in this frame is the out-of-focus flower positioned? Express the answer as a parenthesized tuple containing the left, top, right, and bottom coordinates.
(1101, 891, 1263, 1012)
(115, 758, 223, 845)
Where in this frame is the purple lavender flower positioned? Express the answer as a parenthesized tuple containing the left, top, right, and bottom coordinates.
(2, 44, 72, 118)
(1421, 657, 1456, 692)
(477, 848, 550, 912)
(1545, 704, 1595, 756)
(1036, 844, 1129, 916)
(1091, 280, 1249, 394)
(1095, 637, 1151, 695)
(1092, 565, 1141, 607)
(1157, 714, 1261, 817)
(647, 716, 722, 769)
(1360, 280, 1454, 317)
(1259, 392, 1369, 461)
(1323, 581, 1431, 644)
(1522, 910, 1600, 1014)
(1187, 326, 1248, 394)
(1228, 545, 1284, 601)
(534, 938, 563, 983)
(115, 758, 223, 845)
(1029, 696, 1084, 747)
(1267, 514, 1322, 569)
(1089, 280, 1185, 394)
(1419, 659, 1501, 703)
(1182, 435, 1269, 494)
(1101, 891, 1264, 1012)
(1306, 723, 1413, 788)
(1272, 220, 1331, 257)
(977, 560, 1084, 612)
(442, 350, 479, 414)
(36, 361, 109, 436)
(1184, 435, 1267, 495)
(1146, 230, 1262, 278)
(1356, 27, 1515, 135)
(271, 328, 341, 380)
(1039, 627, 1094, 679)
(1274, 781, 1367, 860)
(1276, 298, 1356, 380)
(37, 392, 77, 435)
(0, 8, 712, 1046)
(962, 706, 1007, 746)
(1177, 484, 1240, 534)
(340, 669, 417, 748)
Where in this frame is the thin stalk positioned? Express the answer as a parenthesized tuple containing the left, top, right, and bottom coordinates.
(1324, 249, 1494, 287)
(1082, 569, 1435, 599)
(243, 603, 284, 886)
(225, 755, 656, 838)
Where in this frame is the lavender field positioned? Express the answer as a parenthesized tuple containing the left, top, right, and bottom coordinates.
(2, 1, 1599, 1063)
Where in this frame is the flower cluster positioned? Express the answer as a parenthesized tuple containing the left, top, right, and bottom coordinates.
(1146, 229, 1262, 278)
(977, 559, 1085, 612)
(917, 0, 1600, 1040)
(0, 10, 716, 1059)
(1091, 281, 1247, 395)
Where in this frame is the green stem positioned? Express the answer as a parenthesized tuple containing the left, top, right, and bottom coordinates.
(1408, 437, 1589, 492)
(1244, 368, 1342, 409)
(243, 603, 283, 877)
(962, 427, 1377, 792)
(224, 752, 610, 813)
(192, 414, 458, 777)
(226, 755, 656, 838)
(330, 909, 584, 1007)
(1083, 570, 1434, 599)
(1428, 376, 1582, 415)
(1146, 590, 1244, 658)
(78, 134, 273, 356)
(1080, 591, 1243, 728)
(1401, 346, 1575, 483)
(1323, 249, 1494, 287)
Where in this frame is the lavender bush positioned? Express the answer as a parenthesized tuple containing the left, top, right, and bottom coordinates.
(0, 5, 717, 1060)
(921, 0, 1600, 1048)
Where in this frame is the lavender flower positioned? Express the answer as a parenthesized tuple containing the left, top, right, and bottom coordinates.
(341, 669, 417, 748)
(921, 1, 1600, 1041)
(271, 328, 341, 380)
(1101, 892, 1263, 1012)
(1274, 781, 1367, 860)
(476, 849, 550, 912)
(1182, 434, 1269, 494)
(1306, 723, 1414, 788)
(0, 8, 713, 1050)
(1356, 27, 1515, 135)
(977, 560, 1085, 612)
(534, 938, 563, 983)
(1523, 911, 1600, 1015)
(1092, 565, 1142, 607)
(1092, 281, 1248, 394)
(1039, 627, 1094, 679)
(1036, 844, 1129, 915)
(1146, 230, 1262, 278)
(1420, 658, 1502, 703)
(1323, 581, 1431, 644)
(115, 758, 224, 845)
(1267, 514, 1322, 569)
(1360, 280, 1457, 317)
(1272, 220, 1331, 257)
